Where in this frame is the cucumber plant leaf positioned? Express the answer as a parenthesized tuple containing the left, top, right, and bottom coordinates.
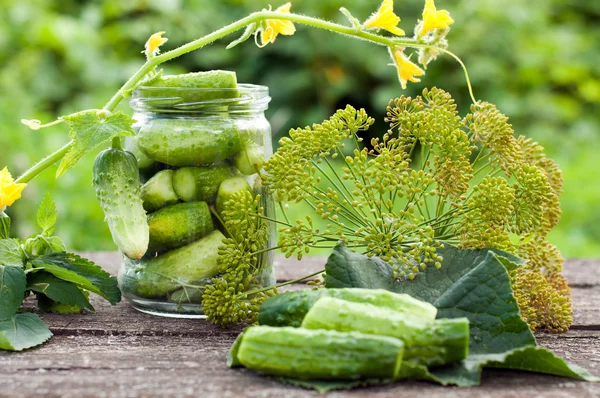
(27, 272, 94, 311)
(0, 265, 26, 320)
(57, 110, 135, 177)
(36, 192, 57, 234)
(30, 252, 121, 305)
(0, 239, 25, 268)
(321, 243, 598, 388)
(0, 313, 53, 351)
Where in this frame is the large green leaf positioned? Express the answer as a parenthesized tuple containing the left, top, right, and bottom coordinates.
(57, 110, 134, 177)
(0, 313, 53, 351)
(28, 272, 94, 311)
(0, 265, 26, 320)
(30, 252, 120, 304)
(324, 243, 599, 387)
(0, 239, 25, 268)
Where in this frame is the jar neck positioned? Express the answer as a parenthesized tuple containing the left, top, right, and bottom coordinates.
(130, 84, 270, 116)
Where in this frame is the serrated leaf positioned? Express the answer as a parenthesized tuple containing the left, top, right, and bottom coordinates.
(36, 293, 87, 314)
(0, 265, 26, 320)
(31, 252, 121, 305)
(0, 313, 53, 351)
(324, 243, 599, 387)
(0, 239, 24, 268)
(36, 192, 57, 234)
(57, 110, 135, 177)
(28, 272, 94, 311)
(0, 213, 10, 239)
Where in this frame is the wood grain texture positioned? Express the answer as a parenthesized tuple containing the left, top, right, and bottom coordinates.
(0, 252, 598, 398)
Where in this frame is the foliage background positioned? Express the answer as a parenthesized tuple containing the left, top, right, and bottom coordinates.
(1, 0, 599, 257)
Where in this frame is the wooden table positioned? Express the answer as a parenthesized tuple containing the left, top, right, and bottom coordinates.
(1, 254, 599, 397)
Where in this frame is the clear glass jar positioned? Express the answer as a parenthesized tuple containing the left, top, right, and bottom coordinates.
(118, 84, 275, 318)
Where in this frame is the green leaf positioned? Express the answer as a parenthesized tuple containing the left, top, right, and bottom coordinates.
(23, 235, 67, 257)
(36, 293, 87, 314)
(30, 252, 121, 305)
(0, 313, 53, 351)
(57, 110, 134, 177)
(28, 272, 94, 311)
(0, 212, 10, 239)
(0, 265, 26, 320)
(0, 239, 24, 268)
(36, 192, 57, 234)
(324, 243, 599, 387)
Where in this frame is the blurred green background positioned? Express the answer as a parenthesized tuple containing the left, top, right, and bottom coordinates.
(1, 0, 599, 257)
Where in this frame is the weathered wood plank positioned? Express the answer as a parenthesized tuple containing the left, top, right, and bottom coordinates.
(1, 331, 598, 398)
(80, 252, 600, 287)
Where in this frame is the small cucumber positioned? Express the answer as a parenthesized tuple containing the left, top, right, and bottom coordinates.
(233, 326, 405, 380)
(234, 144, 265, 175)
(123, 136, 155, 170)
(172, 165, 234, 202)
(130, 229, 225, 297)
(258, 288, 437, 327)
(301, 297, 469, 367)
(147, 202, 214, 253)
(215, 176, 253, 217)
(140, 169, 179, 212)
(146, 70, 239, 101)
(93, 148, 149, 260)
(137, 119, 242, 167)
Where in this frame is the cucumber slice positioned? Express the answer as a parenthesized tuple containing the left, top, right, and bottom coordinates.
(140, 169, 180, 212)
(215, 176, 253, 217)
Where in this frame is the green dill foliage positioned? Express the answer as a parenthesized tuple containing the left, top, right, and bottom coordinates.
(0, 194, 120, 351)
(202, 190, 277, 326)
(257, 88, 569, 332)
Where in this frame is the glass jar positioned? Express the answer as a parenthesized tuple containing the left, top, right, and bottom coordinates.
(118, 84, 275, 318)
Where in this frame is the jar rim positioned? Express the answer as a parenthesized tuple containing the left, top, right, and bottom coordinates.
(130, 83, 271, 114)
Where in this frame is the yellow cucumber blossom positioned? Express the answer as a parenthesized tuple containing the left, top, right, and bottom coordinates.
(391, 48, 425, 89)
(363, 0, 405, 36)
(0, 167, 26, 209)
(419, 0, 454, 37)
(259, 3, 297, 46)
(145, 31, 168, 57)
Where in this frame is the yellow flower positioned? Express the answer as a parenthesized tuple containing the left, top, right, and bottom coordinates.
(260, 3, 297, 46)
(392, 49, 425, 89)
(0, 168, 26, 209)
(363, 0, 405, 37)
(145, 32, 168, 57)
(419, 0, 454, 37)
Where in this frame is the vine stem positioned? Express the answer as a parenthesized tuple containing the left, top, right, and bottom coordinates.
(16, 10, 475, 183)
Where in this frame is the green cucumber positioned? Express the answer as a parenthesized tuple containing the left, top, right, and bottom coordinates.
(140, 169, 179, 212)
(215, 176, 253, 217)
(301, 297, 469, 367)
(137, 119, 242, 167)
(123, 136, 155, 170)
(130, 230, 225, 298)
(93, 149, 149, 260)
(146, 70, 239, 101)
(258, 288, 437, 327)
(172, 165, 234, 202)
(234, 144, 265, 175)
(147, 202, 214, 253)
(233, 326, 404, 380)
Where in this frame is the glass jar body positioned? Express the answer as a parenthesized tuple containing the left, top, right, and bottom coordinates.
(118, 85, 275, 318)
